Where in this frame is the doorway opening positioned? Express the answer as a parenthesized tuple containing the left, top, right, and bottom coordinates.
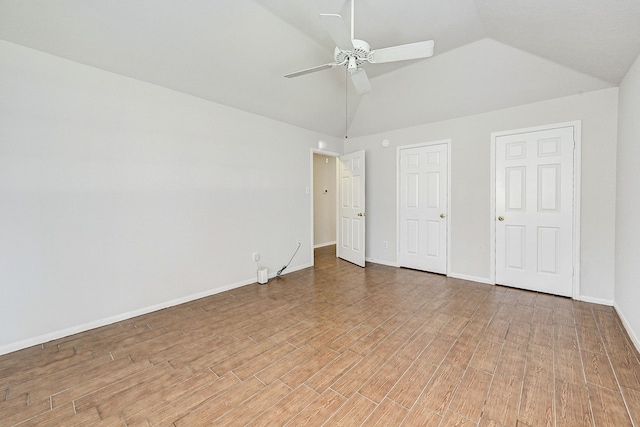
(310, 149, 340, 264)
(310, 149, 366, 267)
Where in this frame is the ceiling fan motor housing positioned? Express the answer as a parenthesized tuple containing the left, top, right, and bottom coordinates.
(334, 39, 370, 68)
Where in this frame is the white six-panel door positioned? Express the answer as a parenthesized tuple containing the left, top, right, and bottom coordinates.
(495, 127, 575, 296)
(398, 143, 448, 274)
(338, 150, 366, 267)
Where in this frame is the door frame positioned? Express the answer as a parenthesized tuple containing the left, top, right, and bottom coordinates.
(396, 139, 452, 275)
(490, 121, 582, 298)
(309, 148, 341, 266)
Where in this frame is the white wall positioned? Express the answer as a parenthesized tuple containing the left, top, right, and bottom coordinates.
(345, 88, 619, 303)
(313, 154, 336, 247)
(0, 41, 342, 355)
(615, 53, 640, 350)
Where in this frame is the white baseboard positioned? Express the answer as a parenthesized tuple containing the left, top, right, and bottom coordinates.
(578, 295, 614, 306)
(447, 272, 494, 285)
(314, 241, 336, 249)
(365, 257, 399, 268)
(361, 262, 496, 286)
(614, 302, 640, 354)
(0, 264, 314, 357)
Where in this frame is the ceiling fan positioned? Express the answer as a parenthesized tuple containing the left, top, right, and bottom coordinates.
(284, 0, 435, 95)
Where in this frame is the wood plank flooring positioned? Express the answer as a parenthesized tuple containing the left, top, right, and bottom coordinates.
(1, 245, 639, 426)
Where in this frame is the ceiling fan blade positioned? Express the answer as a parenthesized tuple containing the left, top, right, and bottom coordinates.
(350, 68, 372, 95)
(319, 14, 354, 52)
(369, 40, 434, 64)
(284, 63, 338, 78)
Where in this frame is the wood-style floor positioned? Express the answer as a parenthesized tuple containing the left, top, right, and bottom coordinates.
(2, 245, 640, 426)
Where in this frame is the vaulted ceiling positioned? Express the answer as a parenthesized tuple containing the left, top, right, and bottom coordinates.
(1, 0, 639, 138)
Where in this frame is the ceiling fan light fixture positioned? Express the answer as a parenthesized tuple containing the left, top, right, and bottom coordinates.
(348, 56, 358, 73)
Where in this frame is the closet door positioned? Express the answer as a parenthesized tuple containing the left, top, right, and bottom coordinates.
(398, 143, 448, 274)
(495, 127, 575, 296)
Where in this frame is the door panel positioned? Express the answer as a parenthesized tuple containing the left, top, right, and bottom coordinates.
(398, 143, 448, 274)
(406, 220, 419, 254)
(407, 173, 419, 207)
(505, 225, 526, 270)
(426, 221, 440, 257)
(338, 151, 366, 267)
(426, 172, 440, 207)
(495, 127, 574, 296)
(506, 167, 525, 211)
(537, 227, 560, 274)
(538, 164, 560, 211)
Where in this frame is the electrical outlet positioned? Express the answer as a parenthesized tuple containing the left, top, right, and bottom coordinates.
(383, 241, 388, 248)
(252, 253, 260, 262)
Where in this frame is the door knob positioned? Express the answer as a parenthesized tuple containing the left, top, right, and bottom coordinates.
(440, 213, 445, 218)
(498, 216, 504, 221)
(357, 212, 366, 217)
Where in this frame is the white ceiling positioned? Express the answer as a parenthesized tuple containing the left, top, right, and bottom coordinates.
(1, 0, 638, 138)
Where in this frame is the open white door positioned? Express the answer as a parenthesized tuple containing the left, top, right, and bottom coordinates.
(398, 143, 448, 274)
(338, 150, 366, 267)
(495, 126, 575, 296)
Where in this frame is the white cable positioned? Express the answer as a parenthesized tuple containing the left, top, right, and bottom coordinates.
(277, 242, 302, 277)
